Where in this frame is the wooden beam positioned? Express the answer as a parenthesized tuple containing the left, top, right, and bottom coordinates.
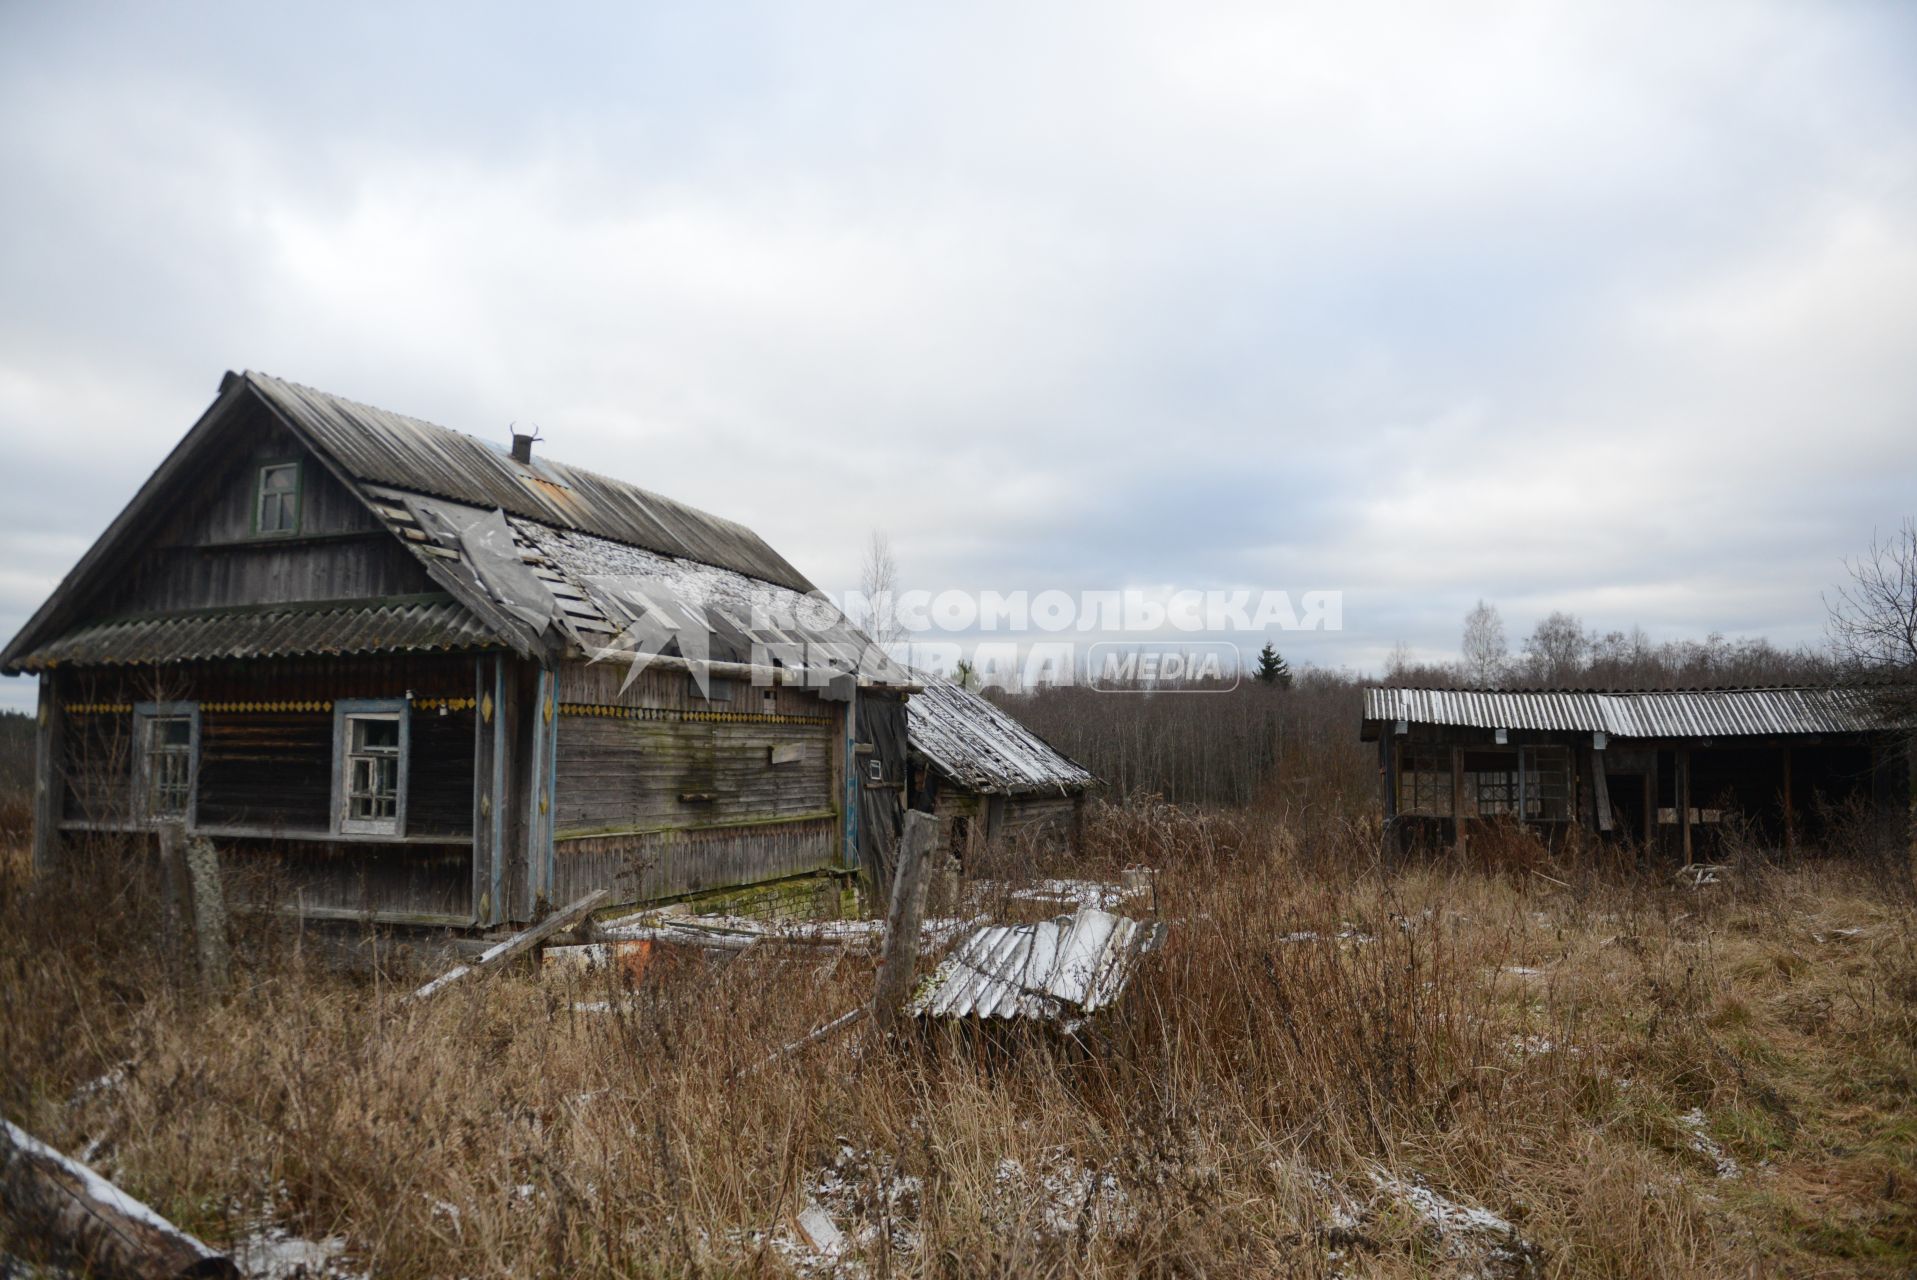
(409, 887, 610, 1001)
(1678, 748, 1693, 865)
(1642, 770, 1654, 851)
(1781, 744, 1795, 854)
(1591, 750, 1613, 833)
(872, 811, 937, 1035)
(31, 673, 66, 874)
(1450, 744, 1466, 855)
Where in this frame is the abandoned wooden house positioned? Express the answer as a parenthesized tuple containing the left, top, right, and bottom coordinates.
(1362, 685, 1912, 860)
(905, 674, 1097, 868)
(2, 371, 918, 928)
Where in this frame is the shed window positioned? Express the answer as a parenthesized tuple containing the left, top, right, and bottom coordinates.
(1521, 746, 1572, 821)
(135, 703, 198, 822)
(256, 462, 300, 534)
(1463, 750, 1518, 816)
(1399, 745, 1452, 816)
(334, 701, 408, 835)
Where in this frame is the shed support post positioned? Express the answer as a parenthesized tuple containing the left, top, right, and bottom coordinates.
(1642, 770, 1654, 852)
(1781, 744, 1795, 855)
(1450, 744, 1466, 855)
(31, 674, 65, 874)
(1678, 748, 1693, 865)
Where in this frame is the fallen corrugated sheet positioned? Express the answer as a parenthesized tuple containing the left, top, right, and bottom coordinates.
(16, 598, 498, 668)
(1363, 685, 1891, 739)
(907, 674, 1097, 795)
(912, 907, 1165, 1021)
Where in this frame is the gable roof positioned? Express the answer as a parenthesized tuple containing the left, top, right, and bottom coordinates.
(907, 675, 1097, 795)
(1361, 685, 1894, 740)
(245, 374, 813, 593)
(3, 371, 907, 686)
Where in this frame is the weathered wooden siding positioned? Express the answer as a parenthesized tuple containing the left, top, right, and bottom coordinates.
(51, 653, 483, 923)
(552, 817, 838, 906)
(549, 659, 840, 905)
(100, 405, 434, 618)
(1003, 793, 1080, 852)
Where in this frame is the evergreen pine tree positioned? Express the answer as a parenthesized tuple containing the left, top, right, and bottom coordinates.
(1255, 642, 1292, 688)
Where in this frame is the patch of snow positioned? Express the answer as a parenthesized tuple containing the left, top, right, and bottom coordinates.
(1009, 879, 1146, 911)
(993, 1148, 1134, 1238)
(1369, 1170, 1538, 1276)
(1677, 1109, 1741, 1179)
(231, 1225, 365, 1280)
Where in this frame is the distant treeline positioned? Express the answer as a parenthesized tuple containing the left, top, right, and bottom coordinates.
(1000, 672, 1372, 812)
(998, 624, 1841, 810)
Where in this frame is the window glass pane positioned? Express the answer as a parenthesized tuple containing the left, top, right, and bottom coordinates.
(343, 712, 403, 829)
(144, 715, 192, 817)
(258, 465, 298, 531)
(353, 718, 400, 751)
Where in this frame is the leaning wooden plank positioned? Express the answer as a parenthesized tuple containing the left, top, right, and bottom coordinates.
(0, 1118, 237, 1279)
(409, 889, 610, 1001)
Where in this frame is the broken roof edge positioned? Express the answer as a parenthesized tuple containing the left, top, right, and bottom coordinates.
(906, 672, 1100, 796)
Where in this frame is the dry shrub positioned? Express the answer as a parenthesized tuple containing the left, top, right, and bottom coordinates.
(2, 801, 1914, 1276)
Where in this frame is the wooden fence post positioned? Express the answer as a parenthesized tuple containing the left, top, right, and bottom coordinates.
(872, 811, 938, 1035)
(185, 836, 230, 996)
(156, 821, 193, 964)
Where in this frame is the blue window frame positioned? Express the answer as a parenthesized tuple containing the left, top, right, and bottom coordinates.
(133, 701, 199, 825)
(333, 699, 409, 836)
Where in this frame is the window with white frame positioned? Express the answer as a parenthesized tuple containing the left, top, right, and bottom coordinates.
(135, 702, 197, 821)
(256, 461, 300, 535)
(335, 700, 408, 835)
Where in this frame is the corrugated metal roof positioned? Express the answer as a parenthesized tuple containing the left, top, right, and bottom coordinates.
(911, 908, 1164, 1021)
(1363, 685, 1890, 738)
(907, 675, 1097, 795)
(16, 599, 499, 668)
(245, 372, 816, 594)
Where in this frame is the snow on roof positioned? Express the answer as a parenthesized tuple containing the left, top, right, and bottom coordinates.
(907, 674, 1097, 795)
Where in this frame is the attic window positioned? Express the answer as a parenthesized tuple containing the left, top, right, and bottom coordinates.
(256, 462, 301, 535)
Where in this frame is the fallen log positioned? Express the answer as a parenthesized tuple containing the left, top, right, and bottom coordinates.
(0, 1118, 236, 1279)
(410, 889, 610, 1001)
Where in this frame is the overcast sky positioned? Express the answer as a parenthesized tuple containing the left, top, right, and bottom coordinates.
(3, 2, 1915, 711)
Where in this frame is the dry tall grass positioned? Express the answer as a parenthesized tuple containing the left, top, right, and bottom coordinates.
(2, 803, 1912, 1277)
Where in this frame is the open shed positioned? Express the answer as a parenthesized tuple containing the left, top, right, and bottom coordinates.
(1362, 685, 1912, 861)
(905, 675, 1097, 868)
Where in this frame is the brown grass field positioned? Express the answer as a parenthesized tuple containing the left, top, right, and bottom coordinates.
(1, 798, 1913, 1277)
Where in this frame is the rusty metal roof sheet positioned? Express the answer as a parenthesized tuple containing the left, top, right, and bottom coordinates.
(907, 674, 1097, 795)
(244, 372, 815, 593)
(1363, 685, 1890, 739)
(16, 599, 499, 668)
(912, 908, 1165, 1021)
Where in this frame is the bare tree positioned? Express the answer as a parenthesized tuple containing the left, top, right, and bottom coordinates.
(858, 530, 905, 652)
(1827, 520, 1917, 720)
(1522, 611, 1590, 686)
(1461, 600, 1507, 686)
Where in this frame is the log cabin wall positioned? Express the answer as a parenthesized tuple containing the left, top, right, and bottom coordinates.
(1000, 793, 1081, 851)
(546, 659, 843, 906)
(53, 652, 489, 925)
